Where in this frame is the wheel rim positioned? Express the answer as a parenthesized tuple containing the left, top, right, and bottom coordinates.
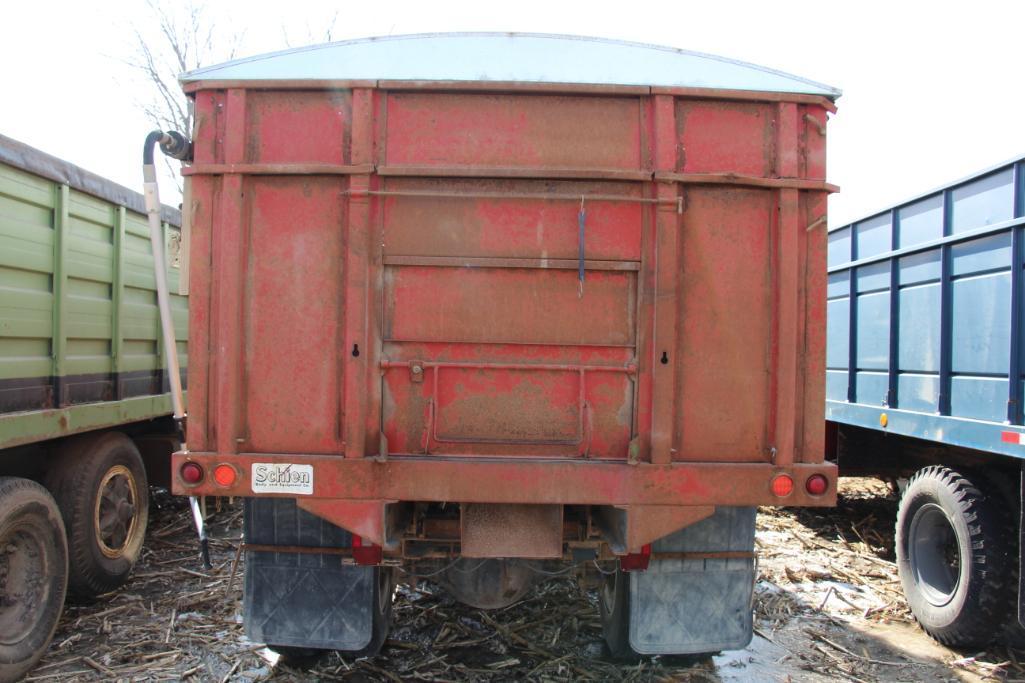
(94, 465, 139, 559)
(0, 523, 50, 644)
(908, 502, 961, 607)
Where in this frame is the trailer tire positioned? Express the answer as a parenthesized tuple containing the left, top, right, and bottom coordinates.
(599, 568, 638, 660)
(0, 477, 68, 683)
(896, 466, 1011, 647)
(46, 432, 149, 598)
(363, 565, 395, 656)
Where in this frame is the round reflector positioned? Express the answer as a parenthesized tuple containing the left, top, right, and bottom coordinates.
(213, 464, 237, 487)
(180, 462, 204, 484)
(770, 474, 794, 498)
(806, 474, 829, 496)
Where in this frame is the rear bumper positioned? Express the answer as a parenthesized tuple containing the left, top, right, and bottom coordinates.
(171, 452, 837, 508)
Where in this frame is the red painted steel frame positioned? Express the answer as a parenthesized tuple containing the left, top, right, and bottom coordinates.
(174, 452, 835, 506)
(178, 80, 836, 540)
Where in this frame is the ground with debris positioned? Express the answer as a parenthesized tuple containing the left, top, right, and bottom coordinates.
(25, 479, 1024, 682)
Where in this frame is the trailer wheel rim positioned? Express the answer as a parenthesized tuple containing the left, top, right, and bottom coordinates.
(908, 502, 961, 607)
(94, 465, 139, 559)
(0, 523, 48, 644)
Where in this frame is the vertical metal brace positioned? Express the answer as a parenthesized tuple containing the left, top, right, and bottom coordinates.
(112, 206, 126, 400)
(1008, 162, 1025, 424)
(52, 184, 69, 408)
(887, 208, 900, 408)
(578, 197, 586, 298)
(938, 189, 954, 416)
(846, 224, 858, 404)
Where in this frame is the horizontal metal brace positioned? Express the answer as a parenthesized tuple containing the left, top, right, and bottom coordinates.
(183, 163, 374, 176)
(343, 188, 677, 206)
(382, 255, 640, 271)
(380, 360, 637, 374)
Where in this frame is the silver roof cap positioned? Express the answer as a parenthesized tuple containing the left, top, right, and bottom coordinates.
(181, 33, 840, 98)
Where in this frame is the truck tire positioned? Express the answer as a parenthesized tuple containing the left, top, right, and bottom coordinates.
(599, 567, 637, 660)
(45, 432, 149, 598)
(0, 477, 68, 683)
(896, 466, 1012, 647)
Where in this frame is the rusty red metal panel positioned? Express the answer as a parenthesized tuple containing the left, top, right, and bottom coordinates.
(384, 93, 643, 171)
(244, 90, 352, 164)
(241, 177, 346, 453)
(380, 178, 644, 261)
(801, 191, 828, 463)
(677, 100, 774, 176)
(385, 266, 636, 345)
(675, 187, 774, 461)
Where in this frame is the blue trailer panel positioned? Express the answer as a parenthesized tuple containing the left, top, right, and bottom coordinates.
(826, 155, 1025, 458)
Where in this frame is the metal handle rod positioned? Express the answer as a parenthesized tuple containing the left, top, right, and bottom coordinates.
(142, 152, 185, 424)
(143, 131, 208, 569)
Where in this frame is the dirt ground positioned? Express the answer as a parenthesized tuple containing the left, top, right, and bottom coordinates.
(23, 479, 1025, 682)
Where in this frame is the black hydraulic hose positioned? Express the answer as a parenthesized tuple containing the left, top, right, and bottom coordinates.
(144, 129, 193, 167)
(143, 130, 164, 166)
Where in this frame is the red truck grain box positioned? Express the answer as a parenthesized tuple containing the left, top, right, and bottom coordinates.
(171, 33, 839, 656)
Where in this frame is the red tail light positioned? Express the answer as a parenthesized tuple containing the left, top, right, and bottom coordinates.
(770, 474, 794, 498)
(213, 464, 237, 487)
(805, 474, 829, 496)
(180, 462, 204, 484)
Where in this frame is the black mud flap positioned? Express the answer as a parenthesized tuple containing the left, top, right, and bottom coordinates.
(628, 506, 756, 655)
(243, 498, 374, 650)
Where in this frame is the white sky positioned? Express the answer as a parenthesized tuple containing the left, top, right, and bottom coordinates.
(2, 0, 1022, 226)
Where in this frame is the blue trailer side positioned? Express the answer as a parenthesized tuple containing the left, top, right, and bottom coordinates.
(826, 155, 1025, 647)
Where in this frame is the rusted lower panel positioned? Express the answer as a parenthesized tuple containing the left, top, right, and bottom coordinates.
(461, 504, 563, 558)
